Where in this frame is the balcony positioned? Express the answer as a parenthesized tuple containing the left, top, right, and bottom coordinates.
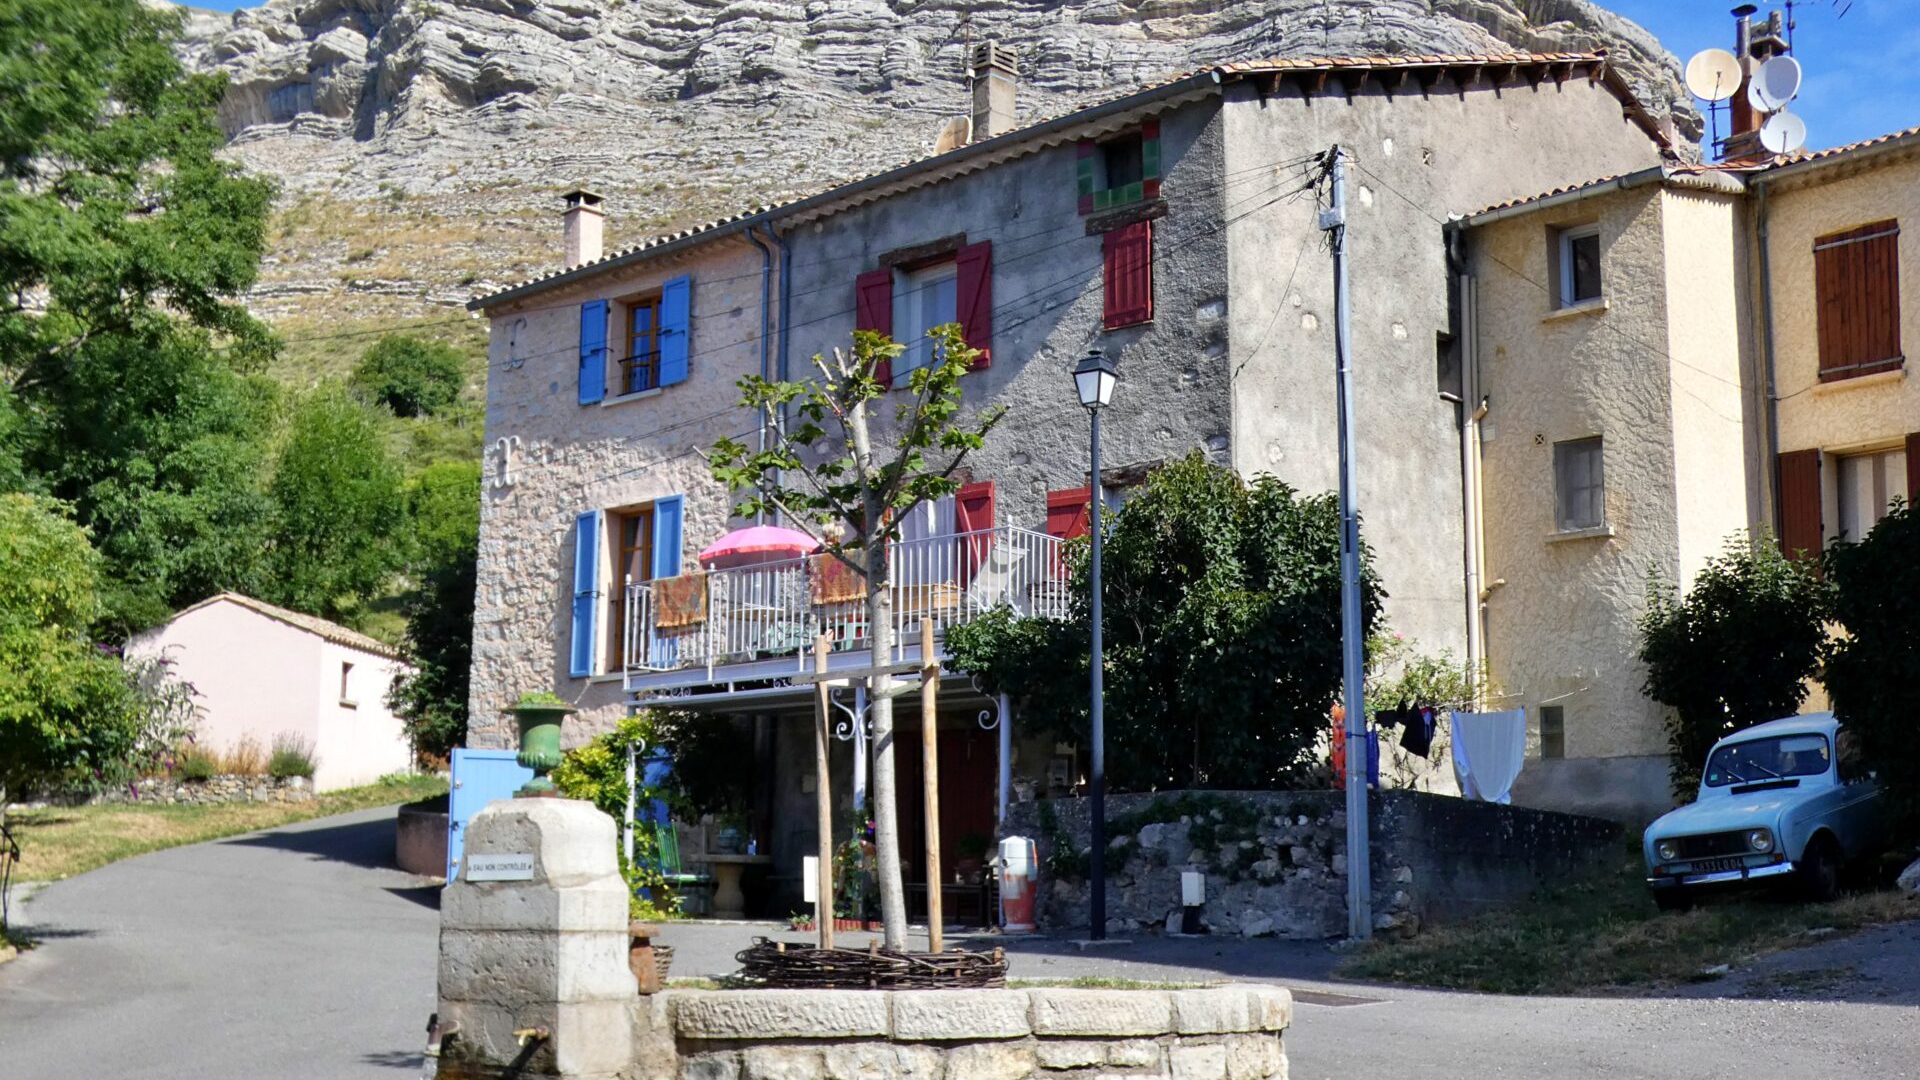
(622, 526, 1069, 682)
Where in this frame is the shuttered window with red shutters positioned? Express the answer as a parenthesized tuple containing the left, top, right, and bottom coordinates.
(1103, 220, 1153, 329)
(1777, 448, 1823, 561)
(955, 242, 993, 369)
(1045, 487, 1093, 540)
(954, 480, 995, 585)
(1813, 220, 1902, 382)
(855, 268, 894, 384)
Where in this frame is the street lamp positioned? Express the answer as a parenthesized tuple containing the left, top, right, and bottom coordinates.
(1073, 349, 1118, 939)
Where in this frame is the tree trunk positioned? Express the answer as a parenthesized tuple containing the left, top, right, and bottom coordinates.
(865, 527, 908, 948)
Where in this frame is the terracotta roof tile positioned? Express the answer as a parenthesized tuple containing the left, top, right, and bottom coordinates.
(165, 592, 404, 660)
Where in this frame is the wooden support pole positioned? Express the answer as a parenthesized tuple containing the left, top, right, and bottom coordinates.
(919, 617, 943, 953)
(813, 634, 834, 949)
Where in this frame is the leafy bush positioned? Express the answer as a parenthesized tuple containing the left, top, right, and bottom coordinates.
(1638, 535, 1829, 797)
(177, 746, 218, 782)
(350, 335, 466, 418)
(1826, 503, 1920, 839)
(948, 453, 1382, 792)
(267, 734, 317, 779)
(552, 715, 677, 919)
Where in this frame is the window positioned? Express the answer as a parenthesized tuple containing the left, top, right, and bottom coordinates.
(1553, 437, 1605, 531)
(339, 661, 355, 705)
(1077, 120, 1162, 215)
(1835, 447, 1908, 542)
(1539, 706, 1565, 760)
(606, 508, 654, 673)
(1102, 220, 1153, 329)
(1835, 727, 1867, 783)
(891, 261, 958, 385)
(1814, 220, 1902, 382)
(1101, 135, 1144, 191)
(619, 296, 661, 395)
(1556, 225, 1602, 307)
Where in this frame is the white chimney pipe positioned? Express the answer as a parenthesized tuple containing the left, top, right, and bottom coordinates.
(561, 189, 605, 271)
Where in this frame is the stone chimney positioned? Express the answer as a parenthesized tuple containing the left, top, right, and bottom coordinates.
(971, 43, 1018, 143)
(561, 188, 605, 271)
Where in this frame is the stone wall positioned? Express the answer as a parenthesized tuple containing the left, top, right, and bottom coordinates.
(1006, 789, 1619, 938)
(633, 985, 1291, 1080)
(78, 774, 314, 807)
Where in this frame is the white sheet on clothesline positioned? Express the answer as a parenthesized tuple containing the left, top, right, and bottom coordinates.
(1452, 709, 1527, 804)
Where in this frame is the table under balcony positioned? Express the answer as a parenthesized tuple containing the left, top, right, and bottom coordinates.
(622, 525, 1068, 706)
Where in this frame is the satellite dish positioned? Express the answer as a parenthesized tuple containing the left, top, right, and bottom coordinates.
(1750, 54, 1804, 112)
(932, 116, 971, 155)
(1761, 110, 1808, 154)
(1685, 48, 1742, 102)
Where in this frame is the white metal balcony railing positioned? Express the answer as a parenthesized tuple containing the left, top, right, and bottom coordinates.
(623, 526, 1070, 675)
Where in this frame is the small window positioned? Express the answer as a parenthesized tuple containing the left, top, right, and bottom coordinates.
(1101, 134, 1144, 192)
(1078, 121, 1162, 215)
(1539, 706, 1565, 760)
(339, 661, 355, 705)
(1557, 225, 1602, 307)
(891, 260, 958, 385)
(606, 507, 654, 672)
(1835, 447, 1907, 542)
(619, 296, 661, 396)
(1553, 437, 1606, 531)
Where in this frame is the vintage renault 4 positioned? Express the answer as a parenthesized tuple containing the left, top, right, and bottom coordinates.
(1644, 713, 1881, 910)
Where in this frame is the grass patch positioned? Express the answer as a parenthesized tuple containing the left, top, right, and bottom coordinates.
(5, 773, 447, 884)
(1336, 857, 1920, 995)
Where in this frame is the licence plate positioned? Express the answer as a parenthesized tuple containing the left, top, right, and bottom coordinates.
(1688, 856, 1746, 874)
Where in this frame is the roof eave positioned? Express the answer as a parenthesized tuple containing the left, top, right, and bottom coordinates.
(1752, 127, 1920, 187)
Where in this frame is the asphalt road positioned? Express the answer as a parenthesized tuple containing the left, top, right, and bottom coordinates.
(2, 806, 1916, 1079)
(0, 806, 438, 1080)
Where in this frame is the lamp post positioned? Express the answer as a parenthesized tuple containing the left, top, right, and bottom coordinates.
(1073, 349, 1119, 940)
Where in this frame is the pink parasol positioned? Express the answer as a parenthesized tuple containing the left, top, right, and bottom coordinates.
(697, 524, 820, 565)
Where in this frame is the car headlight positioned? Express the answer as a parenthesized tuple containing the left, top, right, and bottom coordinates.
(1655, 840, 1677, 861)
(1746, 828, 1773, 853)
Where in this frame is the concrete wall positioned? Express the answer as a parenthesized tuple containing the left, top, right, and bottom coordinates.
(469, 237, 769, 747)
(1221, 74, 1666, 656)
(313, 638, 413, 790)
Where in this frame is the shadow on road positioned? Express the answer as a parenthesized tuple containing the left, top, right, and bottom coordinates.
(385, 884, 443, 910)
(361, 1049, 426, 1072)
(222, 811, 400, 872)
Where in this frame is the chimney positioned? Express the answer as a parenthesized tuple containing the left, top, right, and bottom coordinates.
(970, 43, 1018, 143)
(1722, 5, 1791, 159)
(561, 188, 605, 271)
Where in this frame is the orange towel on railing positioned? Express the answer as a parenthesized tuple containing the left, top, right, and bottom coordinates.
(809, 554, 867, 604)
(653, 574, 708, 628)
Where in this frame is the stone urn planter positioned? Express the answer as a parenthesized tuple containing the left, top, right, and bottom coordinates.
(511, 694, 575, 797)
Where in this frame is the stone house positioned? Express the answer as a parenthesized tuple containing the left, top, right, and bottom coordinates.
(127, 593, 415, 792)
(465, 48, 1675, 909)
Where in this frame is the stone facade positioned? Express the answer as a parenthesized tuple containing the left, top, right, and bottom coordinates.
(79, 774, 314, 807)
(1007, 789, 1618, 938)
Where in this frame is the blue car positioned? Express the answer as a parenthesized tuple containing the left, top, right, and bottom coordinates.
(1644, 713, 1882, 911)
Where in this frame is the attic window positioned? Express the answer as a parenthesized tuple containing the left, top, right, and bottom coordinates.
(1078, 120, 1162, 215)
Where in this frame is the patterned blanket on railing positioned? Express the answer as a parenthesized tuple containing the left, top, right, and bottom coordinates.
(809, 555, 866, 604)
(653, 574, 708, 628)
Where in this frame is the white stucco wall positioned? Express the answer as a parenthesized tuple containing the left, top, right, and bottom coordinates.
(312, 639, 414, 790)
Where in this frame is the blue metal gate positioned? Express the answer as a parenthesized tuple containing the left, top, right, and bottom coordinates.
(447, 748, 533, 881)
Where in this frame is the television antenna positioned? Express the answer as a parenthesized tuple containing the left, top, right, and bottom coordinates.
(1761, 110, 1808, 154)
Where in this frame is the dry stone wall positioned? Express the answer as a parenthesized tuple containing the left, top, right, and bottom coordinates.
(73, 774, 315, 807)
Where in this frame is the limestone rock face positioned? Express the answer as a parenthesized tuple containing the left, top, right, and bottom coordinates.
(166, 0, 1695, 320)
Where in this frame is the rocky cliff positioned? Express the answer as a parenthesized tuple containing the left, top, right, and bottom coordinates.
(173, 0, 1695, 327)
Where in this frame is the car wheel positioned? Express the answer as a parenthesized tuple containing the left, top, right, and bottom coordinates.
(1653, 889, 1693, 913)
(1798, 834, 1842, 903)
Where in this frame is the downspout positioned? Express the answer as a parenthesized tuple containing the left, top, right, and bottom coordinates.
(1752, 181, 1783, 535)
(773, 223, 795, 516)
(745, 224, 777, 525)
(1448, 223, 1487, 708)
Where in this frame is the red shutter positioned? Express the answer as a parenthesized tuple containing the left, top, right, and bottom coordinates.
(1045, 487, 1093, 541)
(1103, 220, 1153, 329)
(856, 268, 894, 385)
(955, 241, 993, 370)
(1908, 433, 1920, 504)
(1777, 449, 1823, 561)
(1814, 221, 1902, 382)
(954, 480, 995, 586)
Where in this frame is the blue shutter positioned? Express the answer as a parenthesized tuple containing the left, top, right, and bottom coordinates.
(658, 276, 691, 387)
(579, 300, 608, 405)
(569, 509, 603, 677)
(651, 495, 684, 579)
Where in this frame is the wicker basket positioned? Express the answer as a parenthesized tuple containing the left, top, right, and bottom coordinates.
(653, 944, 675, 982)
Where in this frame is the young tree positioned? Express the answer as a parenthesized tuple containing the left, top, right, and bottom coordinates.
(709, 326, 1004, 948)
(388, 461, 480, 763)
(1825, 505, 1920, 838)
(266, 387, 405, 621)
(948, 454, 1383, 791)
(352, 334, 467, 418)
(1637, 535, 1829, 797)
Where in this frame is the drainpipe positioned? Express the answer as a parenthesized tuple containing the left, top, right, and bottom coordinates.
(1752, 181, 1783, 534)
(1448, 224, 1487, 708)
(745, 225, 777, 526)
(773, 222, 795, 516)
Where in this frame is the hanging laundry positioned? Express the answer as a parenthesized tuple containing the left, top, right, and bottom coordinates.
(1398, 706, 1436, 758)
(1374, 707, 1407, 729)
(1452, 709, 1527, 804)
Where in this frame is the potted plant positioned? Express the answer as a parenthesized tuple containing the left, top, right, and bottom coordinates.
(511, 691, 575, 796)
(711, 812, 747, 854)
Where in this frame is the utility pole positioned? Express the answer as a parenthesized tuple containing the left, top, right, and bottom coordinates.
(1322, 145, 1371, 941)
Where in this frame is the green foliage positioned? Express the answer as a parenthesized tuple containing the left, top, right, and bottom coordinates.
(649, 711, 753, 820)
(266, 733, 316, 779)
(514, 691, 569, 709)
(351, 334, 466, 418)
(948, 454, 1383, 792)
(0, 0, 281, 636)
(552, 715, 679, 918)
(177, 746, 217, 783)
(0, 496, 143, 805)
(1825, 503, 1920, 838)
(388, 462, 479, 763)
(265, 386, 405, 621)
(1638, 535, 1829, 797)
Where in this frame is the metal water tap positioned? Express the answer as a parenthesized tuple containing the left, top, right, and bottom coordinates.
(513, 1026, 551, 1048)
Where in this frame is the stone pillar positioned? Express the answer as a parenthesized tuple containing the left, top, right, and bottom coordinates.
(438, 798, 635, 1079)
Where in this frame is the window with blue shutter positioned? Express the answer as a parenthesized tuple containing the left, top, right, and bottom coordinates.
(579, 300, 608, 405)
(569, 509, 603, 677)
(651, 495, 684, 578)
(658, 276, 691, 387)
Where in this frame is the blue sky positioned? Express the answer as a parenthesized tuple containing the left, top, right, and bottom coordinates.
(185, 0, 1912, 151)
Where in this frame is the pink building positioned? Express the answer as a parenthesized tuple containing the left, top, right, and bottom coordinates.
(129, 593, 416, 792)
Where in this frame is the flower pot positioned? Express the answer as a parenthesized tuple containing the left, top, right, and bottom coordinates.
(512, 702, 575, 796)
(713, 825, 745, 854)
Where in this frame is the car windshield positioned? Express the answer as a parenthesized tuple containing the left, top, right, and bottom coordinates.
(1704, 733, 1831, 787)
